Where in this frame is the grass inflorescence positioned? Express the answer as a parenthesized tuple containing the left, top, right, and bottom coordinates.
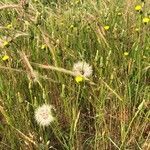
(0, 0, 149, 149)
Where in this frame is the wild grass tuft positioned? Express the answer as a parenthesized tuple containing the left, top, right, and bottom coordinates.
(0, 0, 149, 149)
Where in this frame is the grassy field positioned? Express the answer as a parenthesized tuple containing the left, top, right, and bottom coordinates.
(0, 0, 149, 149)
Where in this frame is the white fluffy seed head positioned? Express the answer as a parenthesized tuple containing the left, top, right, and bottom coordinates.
(73, 61, 93, 77)
(34, 104, 54, 126)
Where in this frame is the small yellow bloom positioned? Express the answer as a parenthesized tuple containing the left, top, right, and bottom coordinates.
(41, 44, 46, 49)
(2, 55, 9, 61)
(70, 25, 74, 28)
(135, 28, 140, 32)
(135, 5, 142, 11)
(3, 41, 9, 47)
(124, 52, 129, 56)
(104, 26, 110, 30)
(6, 24, 12, 29)
(117, 12, 122, 16)
(75, 76, 83, 83)
(142, 17, 149, 23)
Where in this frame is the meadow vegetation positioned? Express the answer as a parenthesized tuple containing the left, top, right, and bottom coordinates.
(0, 0, 149, 149)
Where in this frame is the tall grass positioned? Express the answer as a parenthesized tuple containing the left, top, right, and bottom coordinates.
(0, 0, 149, 149)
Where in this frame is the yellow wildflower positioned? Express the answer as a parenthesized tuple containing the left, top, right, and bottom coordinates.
(135, 5, 142, 11)
(41, 44, 46, 49)
(75, 76, 83, 83)
(2, 55, 9, 61)
(6, 24, 12, 29)
(70, 25, 74, 28)
(142, 17, 149, 24)
(124, 52, 129, 56)
(3, 41, 9, 47)
(135, 28, 140, 32)
(104, 26, 110, 30)
(117, 12, 122, 16)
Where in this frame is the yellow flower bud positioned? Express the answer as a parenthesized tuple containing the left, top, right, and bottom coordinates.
(6, 24, 12, 29)
(3, 41, 9, 47)
(124, 52, 129, 56)
(117, 12, 122, 16)
(41, 44, 46, 49)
